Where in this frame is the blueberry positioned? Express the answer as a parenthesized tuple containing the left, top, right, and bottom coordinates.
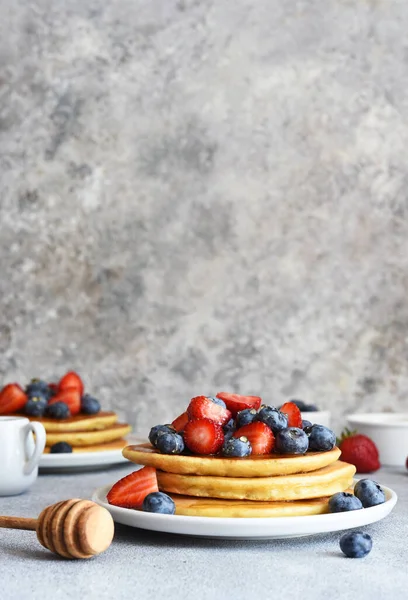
(353, 479, 386, 508)
(24, 396, 47, 417)
(50, 441, 73, 454)
(301, 404, 319, 412)
(256, 405, 288, 433)
(291, 399, 308, 411)
(223, 418, 235, 442)
(142, 492, 176, 515)
(207, 396, 227, 409)
(307, 424, 336, 451)
(81, 394, 101, 415)
(236, 408, 257, 428)
(275, 427, 309, 454)
(26, 379, 52, 400)
(222, 436, 252, 457)
(302, 419, 313, 429)
(45, 402, 70, 419)
(155, 431, 185, 454)
(340, 531, 372, 558)
(149, 424, 176, 447)
(328, 492, 363, 513)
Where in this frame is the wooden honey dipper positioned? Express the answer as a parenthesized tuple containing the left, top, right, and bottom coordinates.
(0, 499, 115, 559)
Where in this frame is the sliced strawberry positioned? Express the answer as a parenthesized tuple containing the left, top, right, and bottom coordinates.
(280, 401, 302, 428)
(58, 371, 84, 396)
(48, 388, 81, 416)
(216, 392, 262, 417)
(187, 396, 231, 426)
(234, 421, 275, 455)
(107, 466, 158, 508)
(172, 411, 189, 432)
(184, 418, 224, 455)
(0, 384, 28, 415)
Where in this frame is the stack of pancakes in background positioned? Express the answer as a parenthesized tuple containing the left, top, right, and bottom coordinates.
(27, 411, 132, 453)
(123, 443, 355, 517)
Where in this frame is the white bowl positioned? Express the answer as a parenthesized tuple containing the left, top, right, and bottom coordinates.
(347, 413, 408, 467)
(300, 410, 331, 428)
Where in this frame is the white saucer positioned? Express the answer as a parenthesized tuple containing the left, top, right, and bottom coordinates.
(92, 481, 397, 540)
(39, 436, 144, 473)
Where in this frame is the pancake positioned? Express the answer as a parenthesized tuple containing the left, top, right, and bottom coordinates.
(170, 493, 333, 518)
(45, 423, 132, 447)
(19, 411, 119, 432)
(156, 460, 356, 501)
(122, 443, 341, 477)
(43, 439, 128, 453)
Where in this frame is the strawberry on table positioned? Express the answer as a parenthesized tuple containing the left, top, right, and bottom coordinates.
(58, 371, 84, 396)
(234, 421, 275, 455)
(280, 401, 302, 428)
(184, 418, 225, 455)
(171, 411, 189, 432)
(187, 396, 231, 427)
(0, 383, 28, 415)
(107, 466, 159, 509)
(337, 429, 380, 473)
(48, 388, 81, 416)
(215, 392, 262, 417)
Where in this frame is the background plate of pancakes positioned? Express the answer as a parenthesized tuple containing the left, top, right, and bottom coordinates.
(92, 481, 397, 539)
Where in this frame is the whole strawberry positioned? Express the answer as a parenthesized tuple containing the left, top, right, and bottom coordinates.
(337, 429, 380, 473)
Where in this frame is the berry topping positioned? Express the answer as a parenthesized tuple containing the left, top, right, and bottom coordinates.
(58, 371, 84, 396)
(50, 441, 73, 454)
(337, 429, 380, 473)
(155, 432, 185, 455)
(236, 408, 258, 428)
(275, 427, 309, 454)
(302, 420, 313, 429)
(171, 412, 189, 432)
(80, 394, 101, 415)
(45, 402, 71, 420)
(215, 392, 262, 416)
(187, 396, 231, 427)
(26, 379, 52, 400)
(339, 531, 372, 558)
(256, 405, 288, 433)
(149, 424, 176, 447)
(24, 396, 47, 417)
(353, 479, 385, 508)
(183, 418, 224, 455)
(328, 492, 363, 513)
(222, 436, 252, 457)
(48, 388, 81, 416)
(279, 402, 303, 428)
(142, 492, 176, 515)
(207, 396, 227, 409)
(307, 424, 336, 451)
(0, 383, 28, 415)
(233, 422, 275, 455)
(107, 466, 159, 509)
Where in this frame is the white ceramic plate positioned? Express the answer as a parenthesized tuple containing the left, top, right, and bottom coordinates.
(39, 436, 144, 473)
(92, 481, 397, 540)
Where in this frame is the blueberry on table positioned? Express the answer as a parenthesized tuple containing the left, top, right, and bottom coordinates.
(340, 531, 372, 558)
(300, 404, 319, 412)
(155, 431, 185, 454)
(24, 396, 47, 417)
(142, 492, 176, 515)
(50, 441, 73, 454)
(275, 427, 309, 454)
(45, 402, 71, 419)
(81, 394, 101, 415)
(307, 424, 336, 451)
(256, 406, 288, 433)
(236, 408, 257, 428)
(149, 424, 177, 447)
(328, 492, 363, 512)
(353, 479, 386, 508)
(222, 436, 252, 457)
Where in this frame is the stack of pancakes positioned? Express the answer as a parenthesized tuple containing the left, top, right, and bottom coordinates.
(123, 443, 355, 517)
(26, 411, 132, 453)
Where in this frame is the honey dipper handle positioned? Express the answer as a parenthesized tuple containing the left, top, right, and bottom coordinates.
(0, 516, 37, 531)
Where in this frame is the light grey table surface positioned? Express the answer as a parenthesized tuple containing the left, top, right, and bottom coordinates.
(1, 462, 407, 600)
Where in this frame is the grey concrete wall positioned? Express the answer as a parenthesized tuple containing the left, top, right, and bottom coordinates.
(1, 0, 408, 433)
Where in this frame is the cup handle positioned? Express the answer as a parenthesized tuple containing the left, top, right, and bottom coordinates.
(24, 422, 46, 475)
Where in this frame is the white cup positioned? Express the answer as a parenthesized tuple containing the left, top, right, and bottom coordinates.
(0, 416, 46, 496)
